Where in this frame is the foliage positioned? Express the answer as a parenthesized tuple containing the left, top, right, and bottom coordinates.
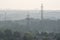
(23, 32, 34, 40)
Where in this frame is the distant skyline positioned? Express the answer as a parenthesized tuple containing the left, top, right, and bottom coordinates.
(0, 0, 60, 10)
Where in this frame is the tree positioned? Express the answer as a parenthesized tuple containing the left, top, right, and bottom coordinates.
(4, 29, 13, 40)
(0, 31, 4, 40)
(23, 32, 34, 40)
(13, 31, 21, 40)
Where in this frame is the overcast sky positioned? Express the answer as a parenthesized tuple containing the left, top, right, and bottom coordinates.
(0, 0, 60, 10)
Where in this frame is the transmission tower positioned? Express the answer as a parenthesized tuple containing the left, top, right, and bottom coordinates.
(5, 10, 6, 21)
(4, 10, 7, 27)
(41, 3, 43, 20)
(40, 3, 44, 32)
(26, 12, 30, 32)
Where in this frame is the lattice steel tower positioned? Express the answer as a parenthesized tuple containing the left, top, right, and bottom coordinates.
(26, 12, 30, 32)
(40, 3, 44, 32)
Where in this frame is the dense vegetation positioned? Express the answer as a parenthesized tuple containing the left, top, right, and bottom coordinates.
(0, 18, 60, 40)
(0, 29, 60, 40)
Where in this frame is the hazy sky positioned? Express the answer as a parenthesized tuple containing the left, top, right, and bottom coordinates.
(0, 0, 60, 10)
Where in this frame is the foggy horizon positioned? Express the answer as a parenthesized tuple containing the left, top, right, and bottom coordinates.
(0, 10, 60, 20)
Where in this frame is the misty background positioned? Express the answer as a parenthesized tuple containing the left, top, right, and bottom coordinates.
(0, 10, 60, 20)
(0, 10, 60, 33)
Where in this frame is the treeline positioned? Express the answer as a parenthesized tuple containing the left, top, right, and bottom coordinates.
(0, 29, 34, 40)
(0, 29, 60, 40)
(0, 29, 21, 40)
(0, 19, 60, 32)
